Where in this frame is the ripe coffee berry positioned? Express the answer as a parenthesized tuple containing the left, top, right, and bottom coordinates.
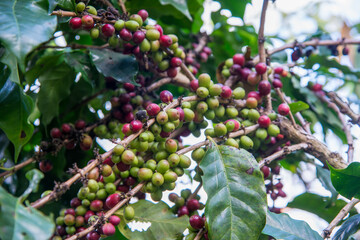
(137, 9, 149, 21)
(109, 215, 121, 226)
(61, 123, 72, 133)
(146, 103, 161, 116)
(167, 67, 178, 78)
(160, 90, 173, 103)
(105, 194, 121, 209)
(233, 53, 245, 66)
(81, 15, 94, 28)
(189, 215, 204, 229)
(69, 17, 82, 29)
(261, 166, 270, 178)
(258, 115, 271, 128)
(170, 57, 182, 67)
(190, 79, 199, 92)
(50, 128, 62, 138)
(133, 30, 145, 44)
(177, 206, 189, 216)
(39, 160, 53, 172)
(155, 24, 163, 36)
(159, 35, 172, 47)
(102, 223, 115, 236)
(86, 231, 100, 240)
(274, 67, 284, 75)
(102, 24, 115, 37)
(258, 80, 271, 96)
(272, 79, 283, 88)
(130, 120, 142, 132)
(247, 91, 261, 101)
(186, 199, 200, 212)
(278, 103, 290, 116)
(120, 28, 132, 41)
(75, 120, 86, 130)
(255, 62, 267, 74)
(312, 83, 322, 92)
(221, 86, 232, 99)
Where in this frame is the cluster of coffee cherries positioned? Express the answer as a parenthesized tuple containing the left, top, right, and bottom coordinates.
(168, 189, 208, 240)
(185, 40, 212, 75)
(68, 5, 186, 78)
(39, 120, 91, 173)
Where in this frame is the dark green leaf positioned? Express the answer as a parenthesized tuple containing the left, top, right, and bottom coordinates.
(330, 162, 360, 199)
(0, 0, 57, 70)
(64, 50, 94, 86)
(316, 165, 338, 204)
(90, 49, 138, 85)
(159, 0, 191, 20)
(19, 169, 44, 202)
(262, 210, 322, 240)
(56, 0, 76, 11)
(287, 193, 357, 223)
(333, 214, 360, 240)
(217, 0, 251, 19)
(0, 49, 19, 84)
(37, 63, 76, 126)
(0, 73, 34, 161)
(289, 101, 309, 114)
(0, 186, 55, 240)
(115, 200, 188, 240)
(200, 143, 267, 240)
(103, 228, 128, 240)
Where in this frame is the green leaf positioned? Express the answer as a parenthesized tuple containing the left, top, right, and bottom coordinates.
(333, 214, 360, 240)
(64, 50, 94, 87)
(262, 211, 322, 240)
(0, 186, 55, 240)
(0, 0, 57, 70)
(90, 49, 138, 85)
(103, 228, 129, 240)
(19, 169, 44, 202)
(159, 0, 192, 20)
(115, 200, 188, 240)
(0, 48, 19, 84)
(37, 63, 76, 126)
(217, 0, 251, 19)
(316, 165, 338, 204)
(0, 71, 34, 161)
(330, 162, 360, 200)
(56, 0, 76, 11)
(289, 101, 309, 114)
(287, 193, 357, 223)
(200, 143, 267, 240)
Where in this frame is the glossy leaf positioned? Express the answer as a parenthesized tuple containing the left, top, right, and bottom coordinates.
(333, 214, 360, 240)
(330, 162, 360, 199)
(0, 186, 54, 240)
(19, 169, 44, 202)
(64, 50, 94, 87)
(159, 0, 192, 20)
(115, 200, 188, 240)
(200, 142, 267, 240)
(287, 193, 357, 223)
(289, 101, 309, 114)
(262, 211, 322, 240)
(316, 165, 338, 204)
(90, 49, 138, 85)
(37, 63, 76, 126)
(0, 0, 57, 70)
(56, 0, 76, 11)
(0, 71, 34, 161)
(0, 49, 19, 84)
(217, 0, 251, 19)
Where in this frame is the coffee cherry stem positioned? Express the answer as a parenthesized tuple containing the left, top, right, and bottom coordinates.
(194, 228, 205, 240)
(259, 142, 308, 168)
(187, 182, 203, 201)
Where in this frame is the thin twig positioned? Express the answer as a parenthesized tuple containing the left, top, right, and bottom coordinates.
(318, 94, 354, 162)
(188, 182, 202, 201)
(253, 38, 360, 63)
(259, 143, 309, 168)
(51, 10, 116, 24)
(98, 0, 114, 8)
(328, 92, 360, 126)
(0, 158, 35, 179)
(322, 198, 360, 238)
(258, 0, 272, 113)
(118, 0, 127, 14)
(194, 229, 205, 240)
(194, 35, 208, 54)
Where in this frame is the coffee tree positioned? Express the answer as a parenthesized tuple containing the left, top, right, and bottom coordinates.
(1, 0, 360, 239)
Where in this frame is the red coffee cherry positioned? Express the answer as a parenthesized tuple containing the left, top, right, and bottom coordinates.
(255, 62, 267, 74)
(69, 17, 82, 29)
(160, 90, 173, 103)
(258, 115, 271, 128)
(278, 103, 290, 116)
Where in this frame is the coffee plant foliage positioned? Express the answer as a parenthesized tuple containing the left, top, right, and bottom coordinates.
(1, 0, 360, 240)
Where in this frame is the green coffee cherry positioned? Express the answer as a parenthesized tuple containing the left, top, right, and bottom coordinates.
(124, 205, 135, 220)
(198, 73, 211, 88)
(214, 123, 227, 137)
(152, 172, 164, 186)
(114, 20, 125, 31)
(191, 148, 205, 162)
(196, 87, 209, 98)
(156, 160, 170, 174)
(240, 136, 254, 149)
(268, 124, 280, 136)
(232, 87, 245, 99)
(225, 138, 239, 148)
